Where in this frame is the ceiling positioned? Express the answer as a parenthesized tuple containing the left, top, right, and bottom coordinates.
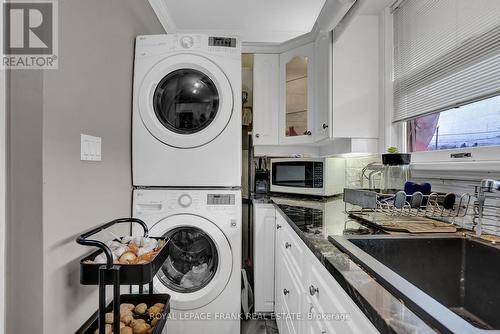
(151, 0, 327, 43)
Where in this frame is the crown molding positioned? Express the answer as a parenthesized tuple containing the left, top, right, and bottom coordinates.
(148, 0, 177, 33)
(148, 0, 357, 53)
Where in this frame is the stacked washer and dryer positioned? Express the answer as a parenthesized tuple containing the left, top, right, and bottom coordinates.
(132, 34, 242, 334)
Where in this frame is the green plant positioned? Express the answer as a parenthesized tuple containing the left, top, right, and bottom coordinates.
(387, 147, 399, 154)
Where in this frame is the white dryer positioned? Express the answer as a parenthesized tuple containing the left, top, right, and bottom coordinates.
(132, 34, 242, 187)
(133, 188, 241, 334)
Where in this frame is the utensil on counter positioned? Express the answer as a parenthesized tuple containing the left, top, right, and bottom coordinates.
(442, 193, 456, 216)
(410, 191, 424, 209)
(394, 191, 407, 210)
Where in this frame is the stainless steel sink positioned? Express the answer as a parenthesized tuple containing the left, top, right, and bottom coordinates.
(329, 235, 500, 333)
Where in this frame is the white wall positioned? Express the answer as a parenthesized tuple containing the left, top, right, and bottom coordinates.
(6, 1, 165, 333)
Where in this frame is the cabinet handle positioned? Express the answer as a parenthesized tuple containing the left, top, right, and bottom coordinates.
(322, 123, 329, 129)
(309, 285, 319, 296)
(255, 133, 260, 138)
(305, 130, 312, 136)
(276, 224, 282, 229)
(285, 242, 292, 249)
(283, 288, 290, 296)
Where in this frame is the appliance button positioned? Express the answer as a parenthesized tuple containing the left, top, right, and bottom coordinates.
(178, 194, 192, 207)
(180, 36, 194, 49)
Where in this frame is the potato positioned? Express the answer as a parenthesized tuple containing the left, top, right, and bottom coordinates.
(120, 313, 134, 325)
(120, 303, 135, 313)
(93, 324, 112, 334)
(119, 251, 137, 264)
(153, 303, 165, 310)
(134, 303, 147, 315)
(148, 305, 161, 317)
(132, 322, 151, 334)
(129, 318, 145, 328)
(151, 317, 159, 327)
(120, 326, 133, 334)
(104, 312, 113, 324)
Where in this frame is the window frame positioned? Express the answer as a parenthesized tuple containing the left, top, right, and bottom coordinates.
(384, 6, 500, 172)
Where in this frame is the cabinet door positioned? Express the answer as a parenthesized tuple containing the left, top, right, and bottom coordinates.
(303, 296, 329, 334)
(274, 215, 285, 333)
(307, 251, 379, 334)
(253, 54, 280, 145)
(253, 204, 276, 313)
(314, 32, 332, 142)
(279, 43, 315, 145)
(280, 255, 304, 334)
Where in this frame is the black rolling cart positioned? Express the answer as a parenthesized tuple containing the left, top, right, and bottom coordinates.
(75, 218, 171, 334)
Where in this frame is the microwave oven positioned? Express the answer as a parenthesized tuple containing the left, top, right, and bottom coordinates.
(270, 157, 345, 196)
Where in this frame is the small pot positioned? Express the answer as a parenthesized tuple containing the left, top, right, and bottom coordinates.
(382, 153, 411, 165)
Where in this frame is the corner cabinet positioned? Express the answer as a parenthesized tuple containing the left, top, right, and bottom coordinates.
(274, 213, 379, 334)
(279, 43, 315, 145)
(251, 13, 381, 151)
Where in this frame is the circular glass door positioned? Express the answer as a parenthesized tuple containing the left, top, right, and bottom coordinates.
(138, 54, 234, 149)
(154, 69, 219, 135)
(149, 214, 233, 310)
(158, 226, 218, 293)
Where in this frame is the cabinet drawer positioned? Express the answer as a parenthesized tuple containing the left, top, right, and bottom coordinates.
(307, 252, 379, 334)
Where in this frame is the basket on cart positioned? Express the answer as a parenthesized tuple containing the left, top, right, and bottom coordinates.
(75, 218, 171, 334)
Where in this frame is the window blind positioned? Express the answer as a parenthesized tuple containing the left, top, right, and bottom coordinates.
(392, 0, 500, 122)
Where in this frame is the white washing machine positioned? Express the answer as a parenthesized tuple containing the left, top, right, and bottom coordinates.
(132, 188, 241, 334)
(132, 34, 242, 187)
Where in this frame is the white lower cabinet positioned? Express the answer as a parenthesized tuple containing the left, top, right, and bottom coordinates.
(274, 213, 379, 334)
(253, 203, 276, 313)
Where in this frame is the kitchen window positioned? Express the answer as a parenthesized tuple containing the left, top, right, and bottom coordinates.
(407, 95, 500, 152)
(390, 0, 500, 166)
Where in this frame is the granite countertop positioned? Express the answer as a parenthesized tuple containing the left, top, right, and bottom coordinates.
(252, 193, 438, 334)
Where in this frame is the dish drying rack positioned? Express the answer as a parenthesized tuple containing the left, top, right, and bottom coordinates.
(473, 185, 500, 232)
(344, 188, 473, 219)
(75, 218, 171, 334)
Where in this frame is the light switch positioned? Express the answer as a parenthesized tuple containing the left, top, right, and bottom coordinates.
(81, 134, 102, 161)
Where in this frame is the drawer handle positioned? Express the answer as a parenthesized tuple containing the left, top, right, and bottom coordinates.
(285, 242, 292, 249)
(309, 285, 319, 296)
(283, 288, 290, 296)
(255, 133, 260, 138)
(322, 123, 329, 129)
(276, 224, 282, 229)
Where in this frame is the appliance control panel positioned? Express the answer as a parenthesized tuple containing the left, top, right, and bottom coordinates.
(207, 194, 235, 205)
(208, 37, 237, 48)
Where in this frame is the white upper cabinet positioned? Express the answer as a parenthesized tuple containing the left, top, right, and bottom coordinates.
(253, 54, 280, 145)
(314, 31, 332, 142)
(251, 9, 380, 150)
(279, 43, 315, 145)
(331, 15, 380, 140)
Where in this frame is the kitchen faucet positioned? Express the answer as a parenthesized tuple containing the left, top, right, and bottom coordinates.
(476, 179, 500, 237)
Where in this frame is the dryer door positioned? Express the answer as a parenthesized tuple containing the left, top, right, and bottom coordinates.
(138, 54, 234, 149)
(149, 214, 233, 310)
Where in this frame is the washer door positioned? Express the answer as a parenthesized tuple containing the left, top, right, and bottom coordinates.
(149, 214, 233, 310)
(138, 54, 234, 149)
